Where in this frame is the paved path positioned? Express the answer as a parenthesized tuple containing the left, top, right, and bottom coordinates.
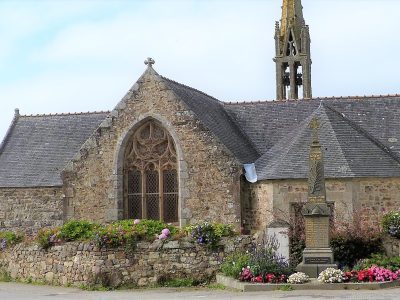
(1, 282, 400, 300)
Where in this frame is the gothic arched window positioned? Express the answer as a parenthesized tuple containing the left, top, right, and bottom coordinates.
(124, 120, 178, 223)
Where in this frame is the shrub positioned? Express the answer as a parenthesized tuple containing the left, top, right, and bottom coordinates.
(248, 235, 292, 278)
(212, 223, 235, 238)
(134, 219, 178, 240)
(382, 211, 400, 239)
(94, 219, 178, 248)
(329, 211, 384, 268)
(186, 222, 235, 248)
(354, 254, 400, 272)
(220, 252, 249, 278)
(287, 272, 310, 284)
(58, 220, 96, 241)
(317, 268, 344, 283)
(0, 231, 23, 250)
(36, 228, 60, 250)
(330, 231, 383, 269)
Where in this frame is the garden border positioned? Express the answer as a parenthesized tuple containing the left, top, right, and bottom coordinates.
(216, 274, 400, 292)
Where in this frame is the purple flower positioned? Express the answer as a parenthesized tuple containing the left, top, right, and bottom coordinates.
(161, 228, 170, 236)
(0, 239, 6, 250)
(158, 233, 168, 240)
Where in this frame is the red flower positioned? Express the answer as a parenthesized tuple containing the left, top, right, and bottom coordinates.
(251, 275, 263, 283)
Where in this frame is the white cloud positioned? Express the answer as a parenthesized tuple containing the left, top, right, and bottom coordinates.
(1, 0, 400, 141)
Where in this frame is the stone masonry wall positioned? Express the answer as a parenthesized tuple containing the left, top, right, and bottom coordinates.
(0, 187, 64, 233)
(244, 177, 400, 232)
(0, 236, 251, 287)
(62, 69, 242, 227)
(383, 236, 400, 257)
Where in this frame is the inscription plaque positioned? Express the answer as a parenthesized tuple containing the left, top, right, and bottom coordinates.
(304, 257, 331, 264)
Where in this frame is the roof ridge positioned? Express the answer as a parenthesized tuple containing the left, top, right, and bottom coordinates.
(20, 111, 110, 117)
(225, 93, 400, 105)
(0, 109, 20, 155)
(324, 104, 400, 164)
(160, 75, 221, 103)
(256, 110, 315, 175)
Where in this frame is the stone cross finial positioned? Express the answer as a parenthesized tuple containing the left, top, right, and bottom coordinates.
(309, 117, 320, 142)
(144, 57, 155, 67)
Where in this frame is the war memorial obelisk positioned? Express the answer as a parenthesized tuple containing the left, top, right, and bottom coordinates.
(296, 117, 337, 277)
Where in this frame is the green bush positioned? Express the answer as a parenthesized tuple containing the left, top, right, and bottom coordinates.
(220, 252, 249, 278)
(354, 254, 400, 272)
(94, 219, 178, 248)
(212, 223, 235, 238)
(330, 232, 383, 268)
(0, 231, 23, 250)
(134, 219, 178, 239)
(185, 222, 236, 248)
(58, 220, 96, 241)
(382, 211, 400, 239)
(36, 228, 60, 250)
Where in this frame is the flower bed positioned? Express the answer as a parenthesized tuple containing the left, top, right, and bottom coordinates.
(30, 219, 235, 250)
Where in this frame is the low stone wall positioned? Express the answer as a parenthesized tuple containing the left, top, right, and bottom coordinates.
(383, 236, 400, 257)
(0, 236, 251, 287)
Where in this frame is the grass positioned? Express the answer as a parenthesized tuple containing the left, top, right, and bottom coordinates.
(207, 283, 226, 290)
(162, 278, 197, 287)
(278, 284, 293, 291)
(0, 270, 11, 282)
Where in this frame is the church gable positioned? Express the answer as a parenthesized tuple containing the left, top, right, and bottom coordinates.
(61, 62, 244, 227)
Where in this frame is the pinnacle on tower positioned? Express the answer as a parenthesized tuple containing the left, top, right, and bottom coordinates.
(274, 0, 312, 100)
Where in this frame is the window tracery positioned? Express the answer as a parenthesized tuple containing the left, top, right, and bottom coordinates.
(124, 120, 178, 223)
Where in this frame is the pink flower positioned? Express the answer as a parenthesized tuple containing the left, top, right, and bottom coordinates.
(134, 219, 140, 224)
(158, 233, 168, 240)
(161, 228, 170, 236)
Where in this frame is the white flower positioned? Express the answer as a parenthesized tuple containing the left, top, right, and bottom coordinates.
(317, 268, 344, 283)
(287, 272, 310, 284)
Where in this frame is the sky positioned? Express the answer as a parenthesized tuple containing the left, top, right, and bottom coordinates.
(1, 0, 400, 141)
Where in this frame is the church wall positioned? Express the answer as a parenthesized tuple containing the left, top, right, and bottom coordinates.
(62, 72, 242, 228)
(241, 181, 274, 233)
(244, 177, 400, 232)
(0, 187, 64, 234)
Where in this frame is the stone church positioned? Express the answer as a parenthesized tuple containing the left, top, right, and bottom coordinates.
(1, 0, 400, 234)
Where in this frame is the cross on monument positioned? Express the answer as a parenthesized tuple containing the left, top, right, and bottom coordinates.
(144, 57, 155, 67)
(309, 117, 320, 142)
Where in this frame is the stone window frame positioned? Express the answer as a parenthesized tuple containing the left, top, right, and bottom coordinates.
(123, 119, 178, 223)
(113, 114, 189, 227)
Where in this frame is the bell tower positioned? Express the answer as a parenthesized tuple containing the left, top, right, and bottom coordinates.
(274, 0, 312, 100)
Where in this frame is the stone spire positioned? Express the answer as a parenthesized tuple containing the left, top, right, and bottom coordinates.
(274, 0, 312, 100)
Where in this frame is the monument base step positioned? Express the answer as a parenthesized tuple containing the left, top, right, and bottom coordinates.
(296, 262, 338, 278)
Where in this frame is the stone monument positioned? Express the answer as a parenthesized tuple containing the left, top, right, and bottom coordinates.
(296, 117, 337, 277)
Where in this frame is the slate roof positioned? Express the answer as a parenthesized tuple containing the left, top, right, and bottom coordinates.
(0, 112, 109, 187)
(225, 95, 400, 179)
(254, 103, 400, 180)
(2, 67, 400, 187)
(161, 76, 259, 163)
